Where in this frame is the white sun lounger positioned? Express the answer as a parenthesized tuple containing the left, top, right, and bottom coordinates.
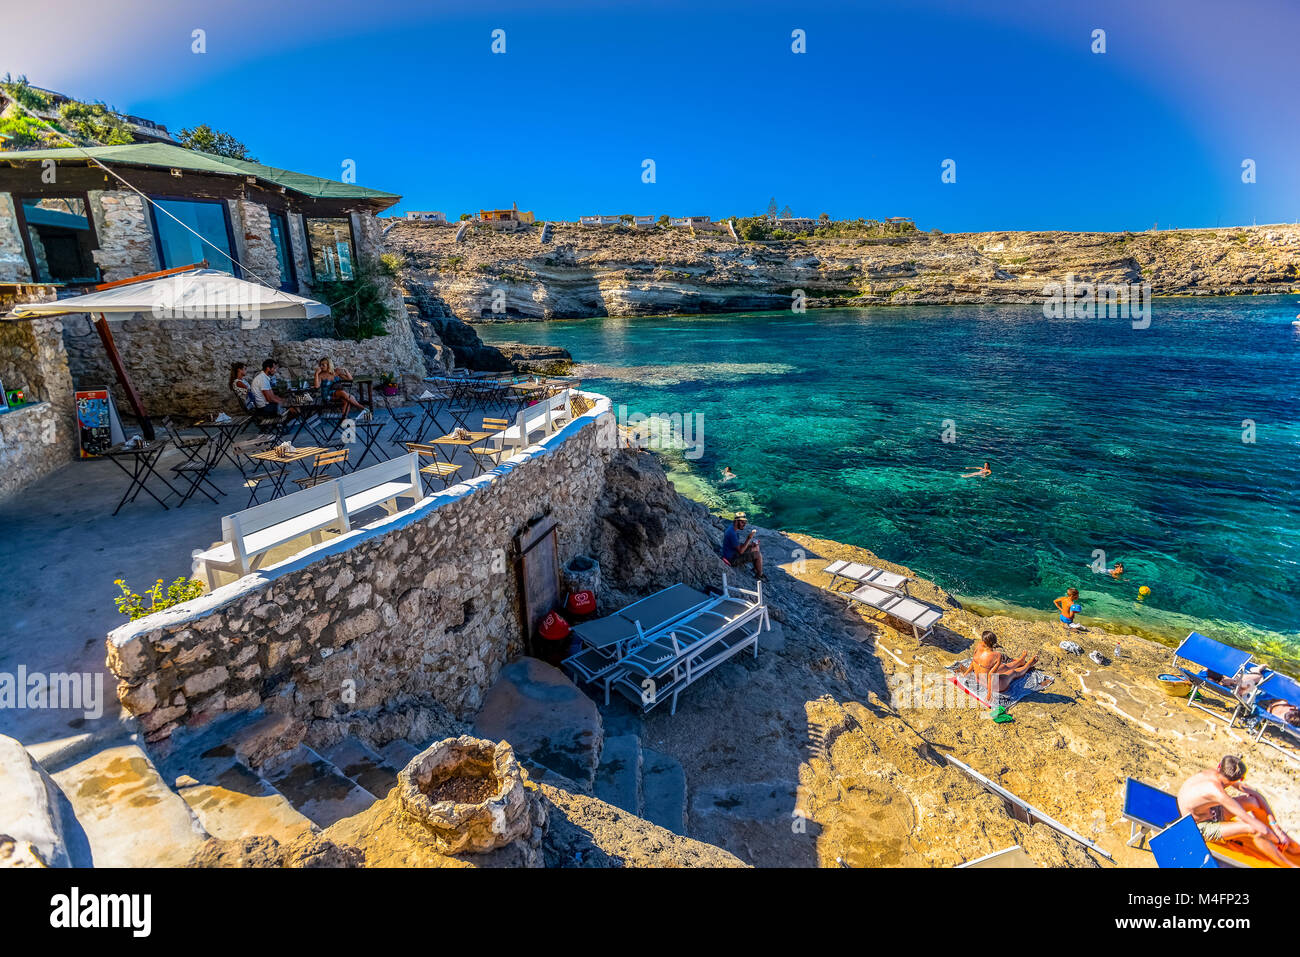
(843, 583, 943, 641)
(563, 584, 712, 702)
(609, 575, 769, 715)
(824, 559, 910, 595)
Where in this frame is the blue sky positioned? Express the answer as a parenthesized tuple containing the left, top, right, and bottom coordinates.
(4, 0, 1298, 231)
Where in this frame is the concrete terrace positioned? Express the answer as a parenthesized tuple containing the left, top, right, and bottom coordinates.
(0, 401, 513, 763)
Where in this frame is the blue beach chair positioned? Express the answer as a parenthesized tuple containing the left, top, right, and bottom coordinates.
(1150, 815, 1224, 869)
(1120, 778, 1181, 848)
(1242, 671, 1300, 758)
(1173, 631, 1253, 722)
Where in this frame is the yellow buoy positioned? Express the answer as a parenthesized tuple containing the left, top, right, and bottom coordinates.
(1138, 585, 1151, 597)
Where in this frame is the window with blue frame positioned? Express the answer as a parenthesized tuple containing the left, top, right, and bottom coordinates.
(268, 210, 297, 291)
(150, 197, 239, 275)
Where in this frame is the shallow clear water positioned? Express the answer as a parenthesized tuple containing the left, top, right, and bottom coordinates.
(481, 300, 1300, 664)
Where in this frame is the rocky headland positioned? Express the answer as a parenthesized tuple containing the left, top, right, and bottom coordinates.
(386, 220, 1300, 324)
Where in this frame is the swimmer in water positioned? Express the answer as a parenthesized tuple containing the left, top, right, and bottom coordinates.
(1053, 587, 1083, 632)
(1109, 562, 1125, 579)
(721, 466, 737, 483)
(961, 461, 991, 478)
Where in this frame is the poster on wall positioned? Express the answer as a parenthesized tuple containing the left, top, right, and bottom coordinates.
(75, 389, 125, 457)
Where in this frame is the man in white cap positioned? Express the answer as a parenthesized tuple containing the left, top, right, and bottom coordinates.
(722, 511, 765, 581)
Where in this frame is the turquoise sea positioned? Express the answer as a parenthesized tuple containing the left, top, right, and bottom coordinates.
(479, 299, 1300, 666)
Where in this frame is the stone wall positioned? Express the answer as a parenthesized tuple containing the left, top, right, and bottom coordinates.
(230, 199, 282, 289)
(0, 193, 34, 282)
(61, 312, 430, 418)
(105, 398, 618, 744)
(87, 190, 159, 282)
(0, 317, 78, 500)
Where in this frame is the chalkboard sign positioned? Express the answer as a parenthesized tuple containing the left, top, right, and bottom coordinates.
(75, 389, 124, 458)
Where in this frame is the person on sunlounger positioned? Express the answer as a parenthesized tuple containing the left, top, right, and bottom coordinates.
(1177, 756, 1298, 868)
(958, 630, 1038, 694)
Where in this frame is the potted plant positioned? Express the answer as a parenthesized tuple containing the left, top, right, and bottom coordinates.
(379, 372, 401, 396)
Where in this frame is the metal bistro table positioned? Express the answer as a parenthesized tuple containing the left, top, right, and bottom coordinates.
(348, 419, 389, 470)
(190, 415, 252, 471)
(101, 439, 180, 515)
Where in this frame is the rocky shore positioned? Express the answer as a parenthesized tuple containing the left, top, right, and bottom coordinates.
(385, 220, 1300, 323)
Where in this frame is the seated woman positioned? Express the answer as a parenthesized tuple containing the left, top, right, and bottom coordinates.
(959, 630, 1038, 694)
(314, 357, 369, 418)
(229, 361, 256, 412)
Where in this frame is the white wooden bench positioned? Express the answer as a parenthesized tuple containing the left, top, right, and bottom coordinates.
(193, 481, 349, 588)
(193, 454, 424, 589)
(338, 453, 423, 518)
(495, 389, 572, 453)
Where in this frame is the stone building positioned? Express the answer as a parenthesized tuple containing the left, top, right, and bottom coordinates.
(0, 143, 436, 418)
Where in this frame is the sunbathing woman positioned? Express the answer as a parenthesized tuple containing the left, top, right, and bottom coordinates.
(959, 631, 1038, 694)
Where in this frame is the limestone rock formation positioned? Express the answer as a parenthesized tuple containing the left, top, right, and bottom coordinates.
(188, 833, 364, 868)
(591, 449, 727, 605)
(384, 219, 1300, 322)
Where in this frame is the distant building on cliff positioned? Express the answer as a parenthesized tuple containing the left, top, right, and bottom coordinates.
(406, 210, 446, 222)
(479, 203, 534, 225)
(633, 216, 655, 228)
(579, 215, 622, 226)
(670, 215, 711, 228)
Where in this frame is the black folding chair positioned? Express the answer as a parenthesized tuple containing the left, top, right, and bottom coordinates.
(169, 435, 225, 505)
(163, 418, 223, 502)
(380, 392, 417, 444)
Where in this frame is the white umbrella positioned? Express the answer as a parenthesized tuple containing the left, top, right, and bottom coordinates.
(5, 267, 331, 441)
(7, 268, 330, 321)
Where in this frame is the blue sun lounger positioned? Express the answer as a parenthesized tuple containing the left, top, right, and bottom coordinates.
(1241, 671, 1300, 758)
(1174, 631, 1253, 722)
(1150, 815, 1226, 868)
(1121, 778, 1181, 848)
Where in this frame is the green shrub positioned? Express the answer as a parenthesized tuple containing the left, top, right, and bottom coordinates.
(313, 255, 400, 342)
(113, 577, 205, 620)
(57, 101, 134, 145)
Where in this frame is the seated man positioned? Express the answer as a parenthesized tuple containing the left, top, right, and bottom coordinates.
(250, 358, 295, 421)
(721, 511, 765, 581)
(1176, 755, 1297, 867)
(958, 630, 1037, 694)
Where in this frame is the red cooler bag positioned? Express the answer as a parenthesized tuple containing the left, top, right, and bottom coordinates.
(566, 590, 597, 618)
(539, 610, 571, 642)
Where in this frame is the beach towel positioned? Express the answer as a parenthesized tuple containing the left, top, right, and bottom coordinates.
(947, 659, 1056, 709)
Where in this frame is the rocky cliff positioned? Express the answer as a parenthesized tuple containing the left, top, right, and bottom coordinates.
(385, 220, 1300, 321)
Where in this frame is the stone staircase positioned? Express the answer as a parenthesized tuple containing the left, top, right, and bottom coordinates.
(593, 733, 688, 835)
(32, 659, 696, 865)
(41, 710, 436, 865)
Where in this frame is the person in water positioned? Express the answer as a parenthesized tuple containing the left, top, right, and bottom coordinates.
(721, 466, 737, 483)
(1176, 756, 1297, 867)
(1053, 587, 1082, 631)
(1109, 562, 1125, 579)
(958, 630, 1038, 694)
(961, 461, 991, 478)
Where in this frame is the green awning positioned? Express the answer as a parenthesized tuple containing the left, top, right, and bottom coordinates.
(0, 143, 400, 206)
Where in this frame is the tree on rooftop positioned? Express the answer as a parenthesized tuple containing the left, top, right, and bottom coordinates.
(818, 212, 830, 222)
(178, 124, 256, 161)
(779, 204, 794, 219)
(766, 197, 778, 219)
